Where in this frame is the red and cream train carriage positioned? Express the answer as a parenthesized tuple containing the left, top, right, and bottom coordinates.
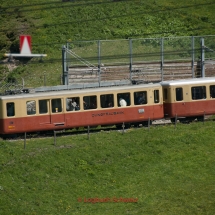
(161, 77, 215, 122)
(0, 83, 163, 135)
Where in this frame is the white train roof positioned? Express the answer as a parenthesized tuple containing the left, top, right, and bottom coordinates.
(161, 77, 215, 86)
(0, 83, 161, 100)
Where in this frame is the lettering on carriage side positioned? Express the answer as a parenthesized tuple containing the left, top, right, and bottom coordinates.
(138, 109, 144, 114)
(92, 111, 124, 117)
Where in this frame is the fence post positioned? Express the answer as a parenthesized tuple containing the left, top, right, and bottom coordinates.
(122, 122, 125, 134)
(87, 126, 90, 140)
(191, 36, 195, 78)
(201, 38, 205, 77)
(175, 114, 177, 129)
(98, 40, 101, 87)
(129, 39, 133, 83)
(24, 132, 26, 149)
(161, 38, 164, 81)
(62, 45, 68, 85)
(54, 131, 56, 146)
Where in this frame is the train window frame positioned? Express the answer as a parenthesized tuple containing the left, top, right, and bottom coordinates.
(26, 100, 36, 115)
(191, 86, 206, 100)
(51, 98, 62, 113)
(66, 97, 80, 111)
(117, 92, 131, 107)
(6, 102, 15, 117)
(175, 87, 183, 101)
(210, 85, 215, 98)
(134, 91, 147, 105)
(83, 95, 97, 110)
(39, 99, 48, 114)
(100, 94, 114, 108)
(154, 90, 160, 103)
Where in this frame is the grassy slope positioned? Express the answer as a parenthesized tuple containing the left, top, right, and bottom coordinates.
(0, 0, 215, 87)
(0, 122, 214, 214)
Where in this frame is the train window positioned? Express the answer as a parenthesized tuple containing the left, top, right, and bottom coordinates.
(39, 100, 48, 114)
(100, 94, 114, 108)
(191, 86, 206, 100)
(26, 101, 36, 115)
(117, 93, 130, 107)
(66, 97, 80, 111)
(83, 95, 97, 110)
(210, 85, 215, 98)
(176, 88, 183, 101)
(51, 99, 62, 113)
(6, 102, 15, 117)
(163, 88, 168, 100)
(134, 91, 147, 105)
(154, 90, 159, 103)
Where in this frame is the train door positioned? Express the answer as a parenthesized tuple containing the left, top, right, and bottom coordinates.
(50, 98, 65, 125)
(39, 99, 51, 124)
(174, 87, 188, 117)
(153, 89, 163, 119)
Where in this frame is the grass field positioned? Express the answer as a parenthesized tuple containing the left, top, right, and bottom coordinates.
(0, 121, 214, 214)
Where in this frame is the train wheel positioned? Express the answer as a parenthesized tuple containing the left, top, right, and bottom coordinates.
(179, 118, 187, 123)
(133, 123, 139, 127)
(142, 120, 152, 127)
(170, 118, 175, 123)
(116, 124, 122, 129)
(197, 116, 204, 121)
(124, 123, 131, 129)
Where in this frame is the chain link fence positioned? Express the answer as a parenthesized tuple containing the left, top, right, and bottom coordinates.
(65, 35, 215, 85)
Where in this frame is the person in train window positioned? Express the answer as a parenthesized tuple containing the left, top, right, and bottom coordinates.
(75, 103, 80, 110)
(119, 98, 127, 107)
(91, 99, 97, 109)
(83, 100, 88, 110)
(71, 98, 77, 111)
(108, 102, 113, 108)
(66, 98, 72, 111)
(137, 93, 146, 104)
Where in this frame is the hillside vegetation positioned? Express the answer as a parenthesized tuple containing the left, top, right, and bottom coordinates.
(0, 0, 215, 87)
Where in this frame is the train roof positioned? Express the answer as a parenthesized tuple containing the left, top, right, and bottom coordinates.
(0, 82, 161, 100)
(161, 77, 215, 86)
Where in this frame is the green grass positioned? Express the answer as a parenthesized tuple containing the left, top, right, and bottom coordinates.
(0, 121, 214, 214)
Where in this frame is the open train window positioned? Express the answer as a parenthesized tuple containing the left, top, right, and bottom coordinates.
(134, 91, 147, 105)
(154, 90, 159, 103)
(39, 100, 48, 114)
(100, 94, 114, 108)
(52, 99, 62, 113)
(210, 85, 215, 98)
(176, 88, 183, 101)
(66, 97, 80, 111)
(117, 93, 130, 107)
(26, 100, 36, 115)
(191, 86, 206, 100)
(83, 95, 97, 110)
(7, 102, 15, 117)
